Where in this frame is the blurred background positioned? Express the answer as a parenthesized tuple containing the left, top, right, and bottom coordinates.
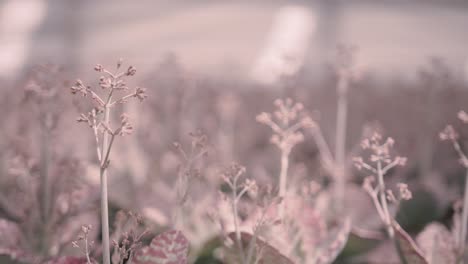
(2, 1, 468, 263)
(2, 0, 468, 82)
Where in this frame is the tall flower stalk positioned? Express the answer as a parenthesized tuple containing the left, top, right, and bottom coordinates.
(353, 132, 409, 258)
(71, 60, 147, 264)
(221, 163, 257, 264)
(334, 44, 358, 211)
(256, 98, 315, 215)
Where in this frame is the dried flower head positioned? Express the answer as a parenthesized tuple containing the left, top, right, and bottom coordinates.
(354, 132, 407, 172)
(222, 162, 247, 186)
(397, 183, 412, 201)
(126, 66, 137, 76)
(94, 64, 104, 72)
(440, 113, 468, 170)
(134, 87, 147, 102)
(458, 110, 468, 124)
(440, 125, 458, 141)
(71, 224, 95, 262)
(70, 80, 89, 96)
(116, 114, 133, 136)
(256, 98, 315, 154)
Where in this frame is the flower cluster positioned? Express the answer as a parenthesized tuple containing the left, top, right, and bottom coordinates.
(71, 224, 95, 264)
(353, 132, 407, 174)
(440, 111, 468, 168)
(221, 163, 253, 194)
(71, 60, 147, 138)
(256, 98, 315, 154)
(386, 183, 413, 203)
(70, 60, 147, 264)
(354, 131, 411, 239)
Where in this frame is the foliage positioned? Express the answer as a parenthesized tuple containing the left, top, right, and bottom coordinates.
(133, 230, 189, 264)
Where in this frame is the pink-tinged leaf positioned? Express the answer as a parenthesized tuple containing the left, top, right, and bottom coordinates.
(392, 221, 429, 264)
(226, 232, 294, 264)
(314, 218, 351, 264)
(416, 222, 457, 264)
(298, 206, 327, 258)
(133, 229, 189, 264)
(44, 256, 96, 264)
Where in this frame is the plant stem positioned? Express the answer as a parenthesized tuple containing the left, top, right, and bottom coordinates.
(84, 233, 92, 264)
(377, 161, 394, 238)
(100, 105, 111, 264)
(335, 74, 348, 212)
(278, 150, 289, 217)
(459, 168, 468, 260)
(232, 186, 246, 264)
(40, 116, 51, 255)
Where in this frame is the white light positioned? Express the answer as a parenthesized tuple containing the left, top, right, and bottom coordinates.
(252, 5, 316, 84)
(0, 0, 46, 77)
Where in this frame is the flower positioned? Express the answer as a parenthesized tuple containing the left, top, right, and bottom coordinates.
(134, 87, 147, 102)
(126, 66, 137, 76)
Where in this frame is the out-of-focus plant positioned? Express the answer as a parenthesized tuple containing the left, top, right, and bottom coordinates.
(109, 211, 148, 264)
(256, 98, 353, 264)
(333, 44, 359, 211)
(353, 133, 408, 237)
(172, 130, 209, 228)
(133, 229, 189, 264)
(70, 60, 147, 264)
(256, 98, 315, 213)
(353, 131, 426, 263)
(440, 110, 468, 262)
(220, 162, 259, 264)
(0, 65, 98, 263)
(71, 224, 96, 264)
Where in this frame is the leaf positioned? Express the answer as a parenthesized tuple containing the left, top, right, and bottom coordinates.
(0, 247, 37, 263)
(44, 256, 95, 264)
(416, 222, 457, 264)
(314, 218, 351, 264)
(133, 229, 189, 264)
(226, 232, 294, 264)
(392, 221, 429, 264)
(298, 206, 327, 259)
